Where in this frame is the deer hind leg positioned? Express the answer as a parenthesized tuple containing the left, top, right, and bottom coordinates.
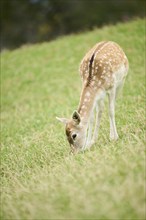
(108, 87, 119, 141)
(91, 99, 104, 145)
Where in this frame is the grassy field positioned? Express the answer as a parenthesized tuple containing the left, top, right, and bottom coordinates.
(1, 19, 145, 220)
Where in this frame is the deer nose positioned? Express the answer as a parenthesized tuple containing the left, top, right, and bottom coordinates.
(70, 145, 79, 155)
(70, 144, 74, 152)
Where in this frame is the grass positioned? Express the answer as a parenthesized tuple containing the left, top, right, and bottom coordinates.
(1, 18, 145, 220)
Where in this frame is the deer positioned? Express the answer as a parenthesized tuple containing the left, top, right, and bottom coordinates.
(56, 41, 129, 154)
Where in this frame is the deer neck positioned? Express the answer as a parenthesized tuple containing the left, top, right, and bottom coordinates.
(77, 86, 98, 126)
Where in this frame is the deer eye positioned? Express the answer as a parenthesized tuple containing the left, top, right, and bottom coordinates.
(72, 134, 77, 140)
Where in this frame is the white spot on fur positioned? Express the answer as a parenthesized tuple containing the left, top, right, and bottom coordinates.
(86, 91, 90, 97)
(91, 81, 95, 86)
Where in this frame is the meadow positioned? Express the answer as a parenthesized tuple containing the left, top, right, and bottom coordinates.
(1, 19, 145, 219)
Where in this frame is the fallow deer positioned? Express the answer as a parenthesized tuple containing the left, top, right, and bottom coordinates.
(57, 41, 129, 153)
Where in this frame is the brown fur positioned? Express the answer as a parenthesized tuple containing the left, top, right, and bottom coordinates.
(78, 41, 128, 117)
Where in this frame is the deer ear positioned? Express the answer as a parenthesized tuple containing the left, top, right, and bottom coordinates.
(72, 110, 81, 124)
(56, 117, 69, 125)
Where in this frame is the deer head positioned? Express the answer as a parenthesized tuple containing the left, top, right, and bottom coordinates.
(56, 110, 86, 153)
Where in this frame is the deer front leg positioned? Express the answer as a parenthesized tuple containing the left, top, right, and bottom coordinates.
(108, 87, 119, 141)
(84, 111, 95, 149)
(91, 99, 104, 144)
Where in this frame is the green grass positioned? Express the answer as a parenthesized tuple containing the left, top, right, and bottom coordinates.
(1, 18, 145, 220)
